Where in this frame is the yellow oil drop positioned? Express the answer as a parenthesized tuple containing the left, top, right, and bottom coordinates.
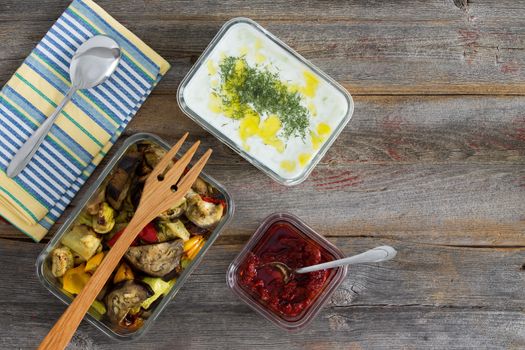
(308, 102, 317, 117)
(317, 122, 331, 136)
(255, 38, 263, 50)
(280, 160, 296, 172)
(207, 60, 217, 75)
(298, 153, 312, 167)
(310, 131, 324, 150)
(301, 70, 319, 98)
(239, 113, 260, 141)
(255, 52, 266, 64)
(208, 94, 222, 113)
(240, 45, 249, 56)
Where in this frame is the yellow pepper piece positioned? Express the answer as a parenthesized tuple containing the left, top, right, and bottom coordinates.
(187, 238, 205, 260)
(63, 264, 91, 295)
(184, 235, 203, 253)
(85, 251, 105, 273)
(113, 262, 134, 284)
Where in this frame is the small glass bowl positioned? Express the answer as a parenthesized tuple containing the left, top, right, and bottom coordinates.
(226, 212, 347, 332)
(178, 17, 354, 186)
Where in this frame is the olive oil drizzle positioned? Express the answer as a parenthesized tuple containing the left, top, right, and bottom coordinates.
(214, 56, 311, 139)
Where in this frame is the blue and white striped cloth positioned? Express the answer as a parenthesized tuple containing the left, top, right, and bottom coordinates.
(0, 0, 170, 241)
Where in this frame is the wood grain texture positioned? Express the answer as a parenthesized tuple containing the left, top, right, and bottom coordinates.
(1, 1, 525, 94)
(1, 95, 523, 246)
(0, 0, 524, 348)
(1, 238, 523, 350)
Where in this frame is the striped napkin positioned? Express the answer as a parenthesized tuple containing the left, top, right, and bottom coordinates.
(0, 0, 170, 241)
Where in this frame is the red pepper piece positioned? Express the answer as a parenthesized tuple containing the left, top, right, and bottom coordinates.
(201, 196, 227, 209)
(106, 222, 158, 247)
(138, 222, 158, 243)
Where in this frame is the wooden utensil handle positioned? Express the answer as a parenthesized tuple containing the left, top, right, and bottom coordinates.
(38, 211, 150, 350)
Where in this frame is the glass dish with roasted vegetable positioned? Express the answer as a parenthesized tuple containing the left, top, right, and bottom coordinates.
(36, 133, 233, 340)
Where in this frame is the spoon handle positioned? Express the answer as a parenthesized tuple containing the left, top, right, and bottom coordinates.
(6, 87, 75, 178)
(295, 245, 397, 274)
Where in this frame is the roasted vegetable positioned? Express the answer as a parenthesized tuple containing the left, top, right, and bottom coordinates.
(86, 188, 105, 215)
(93, 202, 115, 234)
(185, 191, 224, 228)
(63, 263, 91, 295)
(106, 149, 141, 210)
(51, 246, 74, 277)
(105, 281, 153, 325)
(91, 300, 107, 315)
(125, 240, 184, 277)
(141, 277, 175, 309)
(113, 262, 134, 284)
(184, 235, 205, 260)
(76, 211, 93, 227)
(85, 251, 105, 273)
(143, 144, 166, 169)
(158, 197, 186, 221)
(157, 220, 190, 242)
(52, 141, 226, 330)
(61, 225, 101, 261)
(192, 177, 210, 195)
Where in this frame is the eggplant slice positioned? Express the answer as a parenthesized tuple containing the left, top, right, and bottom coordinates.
(105, 281, 153, 325)
(125, 240, 184, 277)
(106, 149, 142, 210)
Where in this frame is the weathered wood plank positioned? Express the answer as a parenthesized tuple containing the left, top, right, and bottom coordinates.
(1, 1, 525, 94)
(0, 238, 523, 349)
(1, 161, 523, 245)
(1, 95, 523, 245)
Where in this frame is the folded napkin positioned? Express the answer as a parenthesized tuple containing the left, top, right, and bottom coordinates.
(0, 0, 170, 241)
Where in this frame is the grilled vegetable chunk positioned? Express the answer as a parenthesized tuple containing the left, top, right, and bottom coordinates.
(125, 240, 184, 277)
(51, 246, 74, 277)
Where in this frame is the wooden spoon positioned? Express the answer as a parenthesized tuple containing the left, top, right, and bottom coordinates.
(38, 133, 212, 350)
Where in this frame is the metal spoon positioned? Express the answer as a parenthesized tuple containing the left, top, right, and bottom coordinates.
(6, 35, 121, 178)
(265, 245, 397, 284)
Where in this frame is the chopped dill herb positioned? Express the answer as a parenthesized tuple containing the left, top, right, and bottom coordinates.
(216, 56, 310, 139)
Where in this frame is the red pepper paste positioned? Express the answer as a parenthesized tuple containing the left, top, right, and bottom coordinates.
(237, 221, 334, 318)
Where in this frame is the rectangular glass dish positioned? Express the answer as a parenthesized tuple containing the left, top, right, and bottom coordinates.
(36, 132, 234, 341)
(226, 212, 347, 331)
(178, 17, 354, 186)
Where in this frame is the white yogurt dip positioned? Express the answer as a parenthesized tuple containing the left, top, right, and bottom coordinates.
(181, 20, 351, 183)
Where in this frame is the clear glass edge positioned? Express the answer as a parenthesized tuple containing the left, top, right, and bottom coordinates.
(225, 212, 348, 332)
(176, 17, 355, 187)
(35, 132, 235, 341)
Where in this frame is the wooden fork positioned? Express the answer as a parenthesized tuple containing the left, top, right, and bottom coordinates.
(39, 133, 211, 350)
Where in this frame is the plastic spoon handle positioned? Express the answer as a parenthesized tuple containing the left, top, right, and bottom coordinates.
(6, 87, 76, 178)
(295, 245, 397, 274)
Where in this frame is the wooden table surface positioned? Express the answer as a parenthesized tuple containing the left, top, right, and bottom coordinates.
(0, 0, 524, 349)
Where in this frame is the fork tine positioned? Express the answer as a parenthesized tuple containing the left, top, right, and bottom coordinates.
(148, 132, 188, 181)
(176, 149, 213, 192)
(161, 140, 201, 186)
